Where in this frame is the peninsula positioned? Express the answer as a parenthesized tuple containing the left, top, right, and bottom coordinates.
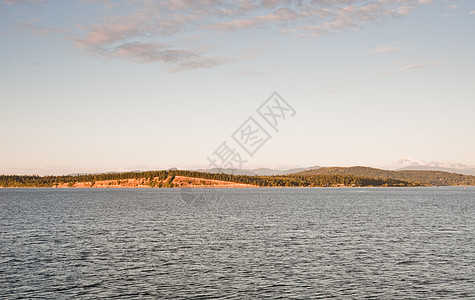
(1, 167, 474, 188)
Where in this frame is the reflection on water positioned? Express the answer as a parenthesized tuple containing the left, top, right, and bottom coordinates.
(1, 187, 474, 298)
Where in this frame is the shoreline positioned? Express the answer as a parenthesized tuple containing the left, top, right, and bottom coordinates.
(1, 185, 472, 189)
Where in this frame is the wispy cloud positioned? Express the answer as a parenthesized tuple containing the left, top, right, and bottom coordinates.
(380, 60, 447, 76)
(6, 0, 434, 70)
(370, 44, 411, 54)
(469, 11, 475, 15)
(15, 21, 66, 36)
(99, 42, 227, 71)
(2, 0, 47, 4)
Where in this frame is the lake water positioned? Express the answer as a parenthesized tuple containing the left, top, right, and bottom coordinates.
(1, 187, 474, 299)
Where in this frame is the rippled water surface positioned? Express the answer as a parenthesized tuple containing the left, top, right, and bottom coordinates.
(1, 187, 474, 299)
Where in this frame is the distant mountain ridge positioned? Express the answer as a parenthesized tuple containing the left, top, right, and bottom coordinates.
(397, 165, 475, 176)
(294, 166, 475, 186)
(392, 157, 475, 176)
(197, 166, 321, 176)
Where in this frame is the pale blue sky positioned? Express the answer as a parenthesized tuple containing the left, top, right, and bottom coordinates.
(1, 0, 474, 175)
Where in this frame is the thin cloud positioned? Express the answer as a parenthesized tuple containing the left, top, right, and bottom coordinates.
(90, 41, 227, 71)
(2, 0, 47, 4)
(380, 60, 447, 76)
(15, 21, 68, 36)
(370, 45, 411, 54)
(6, 0, 434, 70)
(402, 61, 446, 70)
(469, 11, 475, 15)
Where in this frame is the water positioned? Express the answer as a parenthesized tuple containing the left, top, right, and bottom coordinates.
(1, 187, 474, 299)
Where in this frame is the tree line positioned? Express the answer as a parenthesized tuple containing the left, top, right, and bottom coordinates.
(296, 166, 475, 186)
(0, 170, 416, 188)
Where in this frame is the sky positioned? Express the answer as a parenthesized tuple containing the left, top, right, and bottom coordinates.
(1, 0, 474, 175)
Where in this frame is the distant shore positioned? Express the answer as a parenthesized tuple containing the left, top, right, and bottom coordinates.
(1, 185, 472, 189)
(2, 168, 475, 188)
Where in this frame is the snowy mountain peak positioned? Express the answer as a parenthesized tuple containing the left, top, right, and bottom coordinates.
(389, 157, 475, 176)
(394, 156, 427, 168)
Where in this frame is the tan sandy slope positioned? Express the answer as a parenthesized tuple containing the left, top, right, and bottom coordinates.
(52, 175, 256, 188)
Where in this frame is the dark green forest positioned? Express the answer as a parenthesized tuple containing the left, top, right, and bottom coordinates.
(169, 170, 414, 187)
(0, 171, 169, 188)
(296, 166, 475, 186)
(2, 167, 473, 188)
(0, 169, 417, 188)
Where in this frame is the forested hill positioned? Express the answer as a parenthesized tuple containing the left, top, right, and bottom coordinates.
(0, 170, 415, 188)
(294, 166, 475, 186)
(1, 167, 473, 188)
